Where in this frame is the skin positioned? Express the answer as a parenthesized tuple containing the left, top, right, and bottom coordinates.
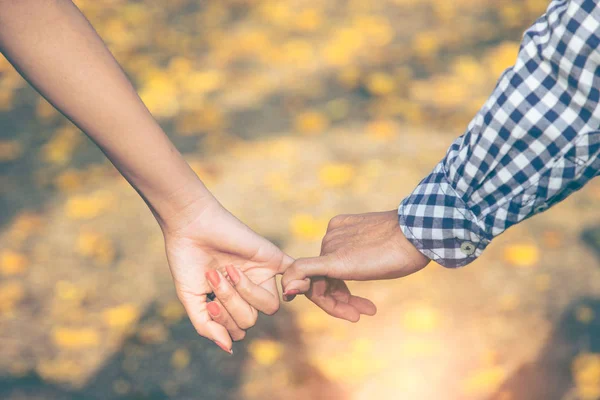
(281, 210, 430, 322)
(0, 0, 287, 352)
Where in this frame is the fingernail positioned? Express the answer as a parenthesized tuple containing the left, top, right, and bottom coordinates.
(215, 341, 233, 354)
(283, 294, 296, 302)
(206, 270, 220, 287)
(283, 289, 300, 296)
(206, 301, 220, 317)
(226, 266, 240, 285)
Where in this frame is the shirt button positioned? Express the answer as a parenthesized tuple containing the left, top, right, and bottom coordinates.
(534, 204, 547, 213)
(460, 241, 476, 256)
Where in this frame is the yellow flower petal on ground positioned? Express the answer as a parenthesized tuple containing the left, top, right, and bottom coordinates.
(36, 98, 58, 120)
(451, 56, 487, 87)
(159, 301, 186, 324)
(499, 4, 523, 29)
(402, 304, 440, 333)
(0, 281, 25, 314)
(294, 110, 329, 135)
(365, 72, 396, 96)
(337, 66, 361, 89)
(322, 28, 364, 66)
(0, 88, 14, 111)
(55, 281, 86, 303)
(290, 214, 327, 241)
(573, 353, 600, 400)
(137, 321, 169, 345)
(295, 8, 322, 32)
(42, 126, 81, 165)
(77, 231, 116, 265)
(102, 303, 140, 329)
(36, 358, 85, 383)
(462, 366, 507, 396)
(52, 327, 100, 349)
(504, 244, 539, 267)
(54, 169, 83, 192)
(0, 250, 28, 276)
(139, 73, 179, 118)
(282, 40, 315, 65)
(0, 140, 22, 162)
(365, 119, 399, 141)
(413, 31, 440, 59)
(65, 190, 115, 220)
(486, 42, 520, 79)
(296, 308, 331, 332)
(248, 339, 284, 366)
(175, 105, 225, 135)
(354, 15, 394, 47)
(186, 70, 224, 95)
(319, 163, 355, 187)
(8, 213, 43, 243)
(576, 306, 595, 324)
(171, 348, 191, 370)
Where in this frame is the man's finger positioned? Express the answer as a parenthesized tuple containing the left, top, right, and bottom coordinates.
(206, 300, 246, 341)
(178, 291, 233, 353)
(225, 266, 280, 315)
(206, 269, 258, 330)
(347, 295, 377, 316)
(281, 256, 338, 291)
(309, 293, 361, 322)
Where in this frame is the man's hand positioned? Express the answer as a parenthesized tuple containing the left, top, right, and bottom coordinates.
(281, 210, 430, 322)
(163, 199, 293, 353)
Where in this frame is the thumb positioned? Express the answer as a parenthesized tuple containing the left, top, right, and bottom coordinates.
(281, 255, 338, 292)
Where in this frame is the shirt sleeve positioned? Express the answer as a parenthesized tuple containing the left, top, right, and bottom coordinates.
(398, 0, 600, 268)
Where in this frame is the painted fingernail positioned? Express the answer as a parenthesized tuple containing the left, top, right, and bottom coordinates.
(206, 301, 220, 317)
(206, 270, 220, 287)
(283, 294, 296, 302)
(283, 289, 300, 296)
(226, 266, 240, 285)
(214, 341, 233, 355)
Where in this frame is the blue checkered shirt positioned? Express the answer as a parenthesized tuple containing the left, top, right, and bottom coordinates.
(399, 0, 600, 268)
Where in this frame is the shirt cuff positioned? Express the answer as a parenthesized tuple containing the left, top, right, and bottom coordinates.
(398, 162, 492, 268)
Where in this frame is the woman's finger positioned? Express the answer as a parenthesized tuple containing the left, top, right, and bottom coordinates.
(206, 299, 246, 341)
(281, 278, 311, 301)
(226, 266, 280, 315)
(206, 269, 258, 330)
(177, 291, 233, 354)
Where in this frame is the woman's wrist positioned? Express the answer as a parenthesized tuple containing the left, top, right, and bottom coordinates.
(144, 172, 219, 234)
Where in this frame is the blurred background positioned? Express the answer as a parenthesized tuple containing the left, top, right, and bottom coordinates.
(1, 0, 600, 399)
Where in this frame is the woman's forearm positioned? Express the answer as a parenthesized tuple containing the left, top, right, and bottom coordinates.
(0, 0, 212, 226)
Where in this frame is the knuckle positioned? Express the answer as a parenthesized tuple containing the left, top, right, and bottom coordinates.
(236, 281, 253, 297)
(282, 266, 300, 286)
(215, 288, 234, 304)
(328, 214, 348, 229)
(237, 315, 257, 330)
(263, 301, 280, 316)
(232, 330, 246, 342)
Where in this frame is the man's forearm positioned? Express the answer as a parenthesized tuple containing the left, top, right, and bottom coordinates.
(0, 0, 212, 226)
(399, 0, 600, 267)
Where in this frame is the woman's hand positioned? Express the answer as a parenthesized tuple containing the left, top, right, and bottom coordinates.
(281, 210, 430, 322)
(0, 0, 292, 353)
(162, 198, 293, 353)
